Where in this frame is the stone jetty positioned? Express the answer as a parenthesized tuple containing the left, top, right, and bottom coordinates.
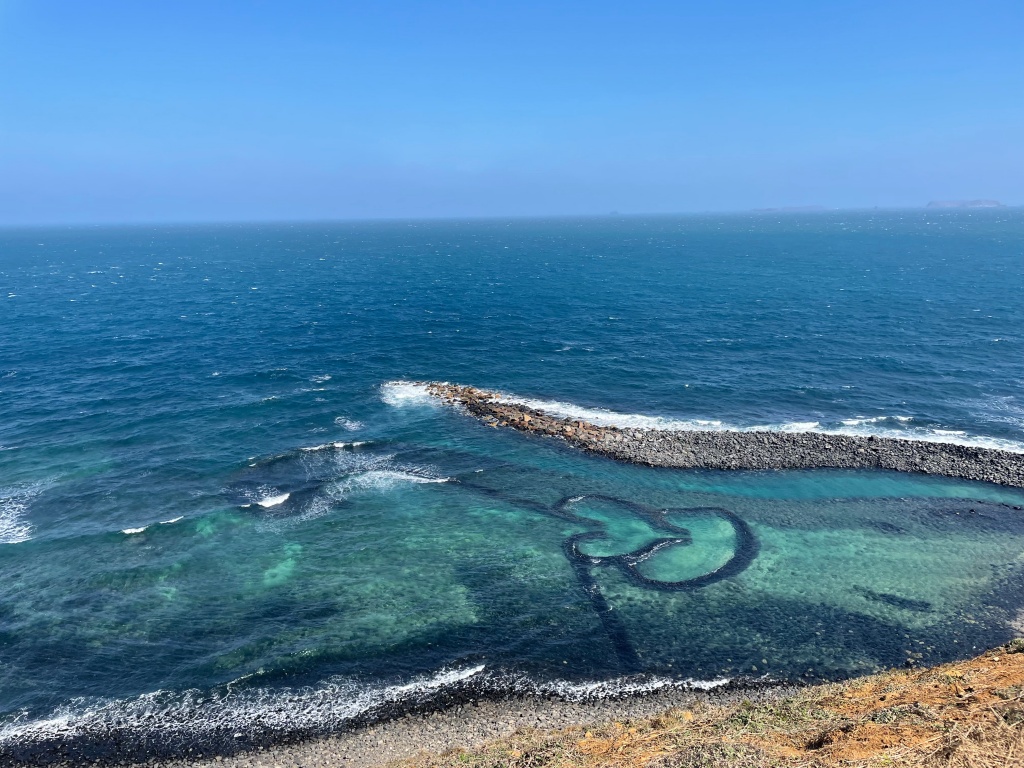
(424, 383, 1024, 489)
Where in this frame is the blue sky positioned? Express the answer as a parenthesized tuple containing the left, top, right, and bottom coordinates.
(1, 0, 1021, 224)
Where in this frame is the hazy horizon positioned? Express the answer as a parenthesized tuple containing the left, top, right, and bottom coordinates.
(2, 0, 1021, 225)
(3, 204, 1023, 231)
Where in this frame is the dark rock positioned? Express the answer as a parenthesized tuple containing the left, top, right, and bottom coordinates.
(421, 382, 1024, 489)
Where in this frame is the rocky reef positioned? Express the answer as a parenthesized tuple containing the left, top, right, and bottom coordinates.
(424, 383, 1024, 489)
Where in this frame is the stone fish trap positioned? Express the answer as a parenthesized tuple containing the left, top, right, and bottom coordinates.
(555, 494, 758, 593)
(556, 494, 759, 672)
(228, 436, 761, 673)
(457, 480, 760, 672)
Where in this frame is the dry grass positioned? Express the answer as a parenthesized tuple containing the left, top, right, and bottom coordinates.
(394, 641, 1024, 768)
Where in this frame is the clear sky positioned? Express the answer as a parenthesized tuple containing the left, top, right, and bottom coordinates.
(1, 0, 1021, 224)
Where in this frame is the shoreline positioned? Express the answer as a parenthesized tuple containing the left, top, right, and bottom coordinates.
(70, 645, 1024, 768)
(423, 382, 1024, 489)
(161, 682, 798, 768)
(9, 383, 1023, 766)
(383, 642, 1024, 768)
(0, 678, 795, 767)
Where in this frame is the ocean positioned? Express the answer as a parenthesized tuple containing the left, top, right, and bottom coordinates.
(1, 211, 1023, 760)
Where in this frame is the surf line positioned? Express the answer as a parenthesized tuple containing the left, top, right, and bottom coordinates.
(455, 481, 758, 673)
(421, 382, 1024, 488)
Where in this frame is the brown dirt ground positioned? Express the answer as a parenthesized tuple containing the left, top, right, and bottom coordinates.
(393, 641, 1024, 768)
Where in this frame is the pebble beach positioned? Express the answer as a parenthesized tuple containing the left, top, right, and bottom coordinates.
(160, 684, 792, 768)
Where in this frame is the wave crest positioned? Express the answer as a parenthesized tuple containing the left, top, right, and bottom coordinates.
(492, 391, 1024, 453)
(328, 470, 450, 498)
(380, 381, 436, 407)
(0, 665, 486, 758)
(0, 663, 734, 762)
(0, 483, 45, 544)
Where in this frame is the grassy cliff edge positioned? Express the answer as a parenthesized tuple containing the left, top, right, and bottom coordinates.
(395, 641, 1024, 768)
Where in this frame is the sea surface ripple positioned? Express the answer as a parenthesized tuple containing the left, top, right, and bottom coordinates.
(1, 211, 1023, 760)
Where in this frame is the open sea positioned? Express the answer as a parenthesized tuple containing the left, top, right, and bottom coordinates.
(1, 211, 1024, 760)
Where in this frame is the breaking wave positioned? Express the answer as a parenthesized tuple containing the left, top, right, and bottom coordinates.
(380, 381, 436, 407)
(256, 493, 290, 508)
(333, 417, 364, 431)
(488, 390, 1024, 453)
(300, 441, 370, 452)
(0, 663, 733, 763)
(503, 393, 727, 432)
(0, 665, 486, 762)
(234, 443, 451, 525)
(327, 470, 450, 498)
(380, 380, 1024, 452)
(236, 485, 293, 510)
(0, 484, 44, 544)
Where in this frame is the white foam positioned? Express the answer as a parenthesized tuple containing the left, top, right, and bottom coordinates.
(0, 484, 39, 544)
(121, 527, 147, 535)
(333, 417, 364, 431)
(840, 416, 913, 426)
(481, 389, 1024, 453)
(818, 421, 1024, 453)
(523, 674, 731, 700)
(310, 374, 332, 384)
(504, 394, 728, 431)
(251, 451, 449, 526)
(160, 517, 184, 525)
(293, 494, 335, 524)
(300, 441, 369, 453)
(751, 421, 821, 433)
(256, 493, 290, 508)
(301, 442, 336, 452)
(305, 451, 450, 509)
(0, 665, 487, 746)
(329, 470, 450, 497)
(380, 381, 436, 408)
(0, 664, 736, 749)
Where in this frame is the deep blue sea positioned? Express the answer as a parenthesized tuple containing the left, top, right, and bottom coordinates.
(1, 211, 1024, 759)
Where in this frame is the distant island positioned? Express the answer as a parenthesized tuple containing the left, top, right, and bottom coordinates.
(926, 199, 1004, 208)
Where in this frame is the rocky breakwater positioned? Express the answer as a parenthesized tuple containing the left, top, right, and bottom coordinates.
(424, 383, 1024, 489)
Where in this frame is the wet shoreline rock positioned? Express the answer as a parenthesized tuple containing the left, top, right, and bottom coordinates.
(424, 383, 1024, 489)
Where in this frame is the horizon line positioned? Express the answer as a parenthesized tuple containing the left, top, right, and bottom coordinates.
(1, 204, 1020, 230)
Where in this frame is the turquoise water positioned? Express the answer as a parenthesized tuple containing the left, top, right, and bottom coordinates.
(1, 211, 1023, 758)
